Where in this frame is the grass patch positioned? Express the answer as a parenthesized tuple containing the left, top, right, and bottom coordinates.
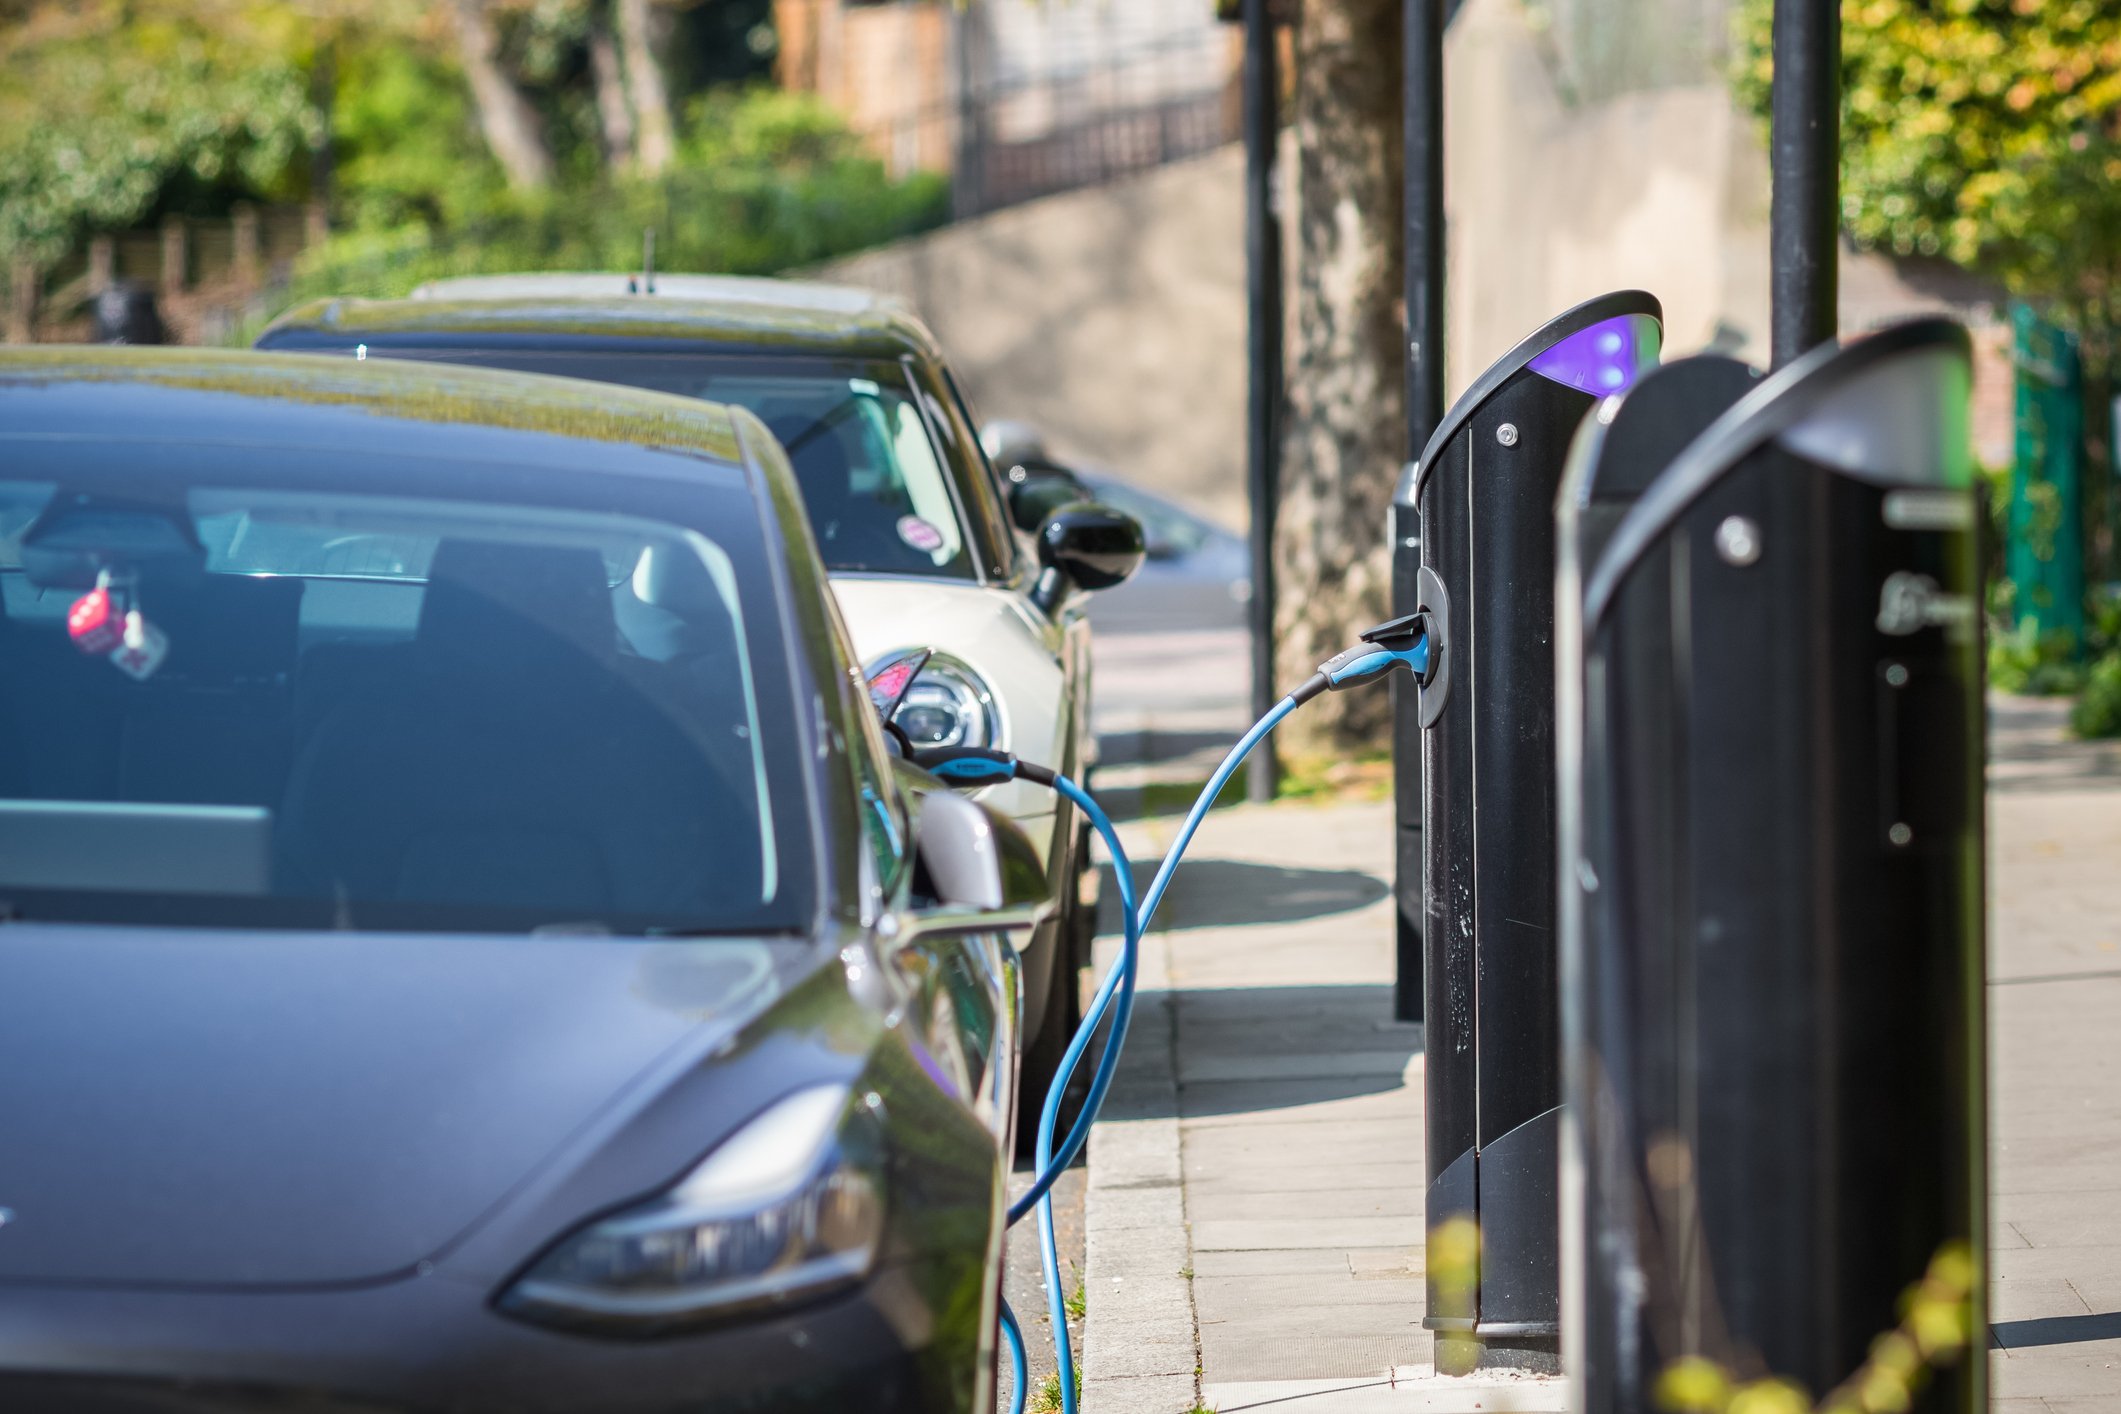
(1137, 765, 1250, 820)
(1064, 1281, 1087, 1323)
(1275, 749, 1394, 805)
(1027, 1366, 1084, 1414)
(1130, 747, 1396, 821)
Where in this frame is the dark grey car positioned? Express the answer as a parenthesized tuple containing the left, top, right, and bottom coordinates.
(0, 348, 1045, 1413)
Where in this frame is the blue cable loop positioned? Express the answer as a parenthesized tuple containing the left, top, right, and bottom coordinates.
(1010, 696, 1301, 1414)
(967, 644, 1409, 1412)
(1007, 772, 1139, 1221)
(999, 1296, 1029, 1414)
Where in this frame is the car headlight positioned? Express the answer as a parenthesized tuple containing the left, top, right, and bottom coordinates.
(498, 1084, 886, 1334)
(869, 652, 1000, 752)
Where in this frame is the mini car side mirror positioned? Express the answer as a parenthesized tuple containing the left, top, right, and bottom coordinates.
(1005, 465, 1088, 533)
(1030, 503, 1145, 615)
(904, 789, 1053, 936)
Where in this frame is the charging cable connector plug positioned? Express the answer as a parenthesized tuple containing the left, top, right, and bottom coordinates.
(909, 746, 1059, 790)
(1298, 611, 1436, 702)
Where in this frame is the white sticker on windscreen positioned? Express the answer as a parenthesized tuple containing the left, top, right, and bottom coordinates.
(897, 515, 945, 554)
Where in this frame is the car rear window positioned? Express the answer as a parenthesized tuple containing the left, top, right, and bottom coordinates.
(0, 451, 808, 937)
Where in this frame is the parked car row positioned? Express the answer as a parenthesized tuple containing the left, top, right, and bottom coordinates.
(0, 274, 1152, 1411)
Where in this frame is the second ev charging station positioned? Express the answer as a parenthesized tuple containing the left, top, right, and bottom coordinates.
(1414, 290, 1662, 1368)
(1557, 319, 1988, 1413)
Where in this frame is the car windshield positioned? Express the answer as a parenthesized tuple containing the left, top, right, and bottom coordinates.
(386, 351, 974, 580)
(0, 455, 805, 936)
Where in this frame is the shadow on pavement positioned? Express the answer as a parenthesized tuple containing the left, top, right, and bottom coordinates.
(1108, 984, 1423, 1121)
(1093, 727, 1243, 770)
(1990, 1311, 2121, 1351)
(1097, 858, 1389, 930)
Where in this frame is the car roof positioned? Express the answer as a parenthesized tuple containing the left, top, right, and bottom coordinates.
(0, 345, 762, 488)
(413, 271, 891, 315)
(258, 272, 942, 362)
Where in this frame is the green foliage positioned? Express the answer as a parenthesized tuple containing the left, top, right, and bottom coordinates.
(2070, 651, 2121, 738)
(2068, 589, 2121, 737)
(1028, 1365, 1084, 1414)
(1992, 581, 2121, 740)
(0, 3, 323, 265)
(236, 88, 948, 341)
(330, 40, 501, 231)
(1731, 0, 2121, 316)
(1987, 621, 2087, 696)
(3, 4, 938, 308)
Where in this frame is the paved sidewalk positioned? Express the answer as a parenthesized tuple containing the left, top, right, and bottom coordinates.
(1079, 694, 2121, 1413)
(1084, 798, 1563, 1413)
(1986, 696, 2121, 1414)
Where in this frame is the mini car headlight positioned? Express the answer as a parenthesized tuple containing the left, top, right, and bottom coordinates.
(499, 1084, 886, 1334)
(871, 653, 1000, 752)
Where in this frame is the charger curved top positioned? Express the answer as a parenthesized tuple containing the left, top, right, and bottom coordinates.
(1411, 289, 1664, 503)
(1580, 317, 1972, 633)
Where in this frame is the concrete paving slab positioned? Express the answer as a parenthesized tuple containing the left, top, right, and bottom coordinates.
(1199, 1327, 1433, 1384)
(1185, 1163, 1421, 1197)
(1191, 1246, 1421, 1278)
(1084, 1372, 1199, 1414)
(1191, 1215, 1426, 1253)
(1182, 1139, 1422, 1175)
(1177, 1050, 1422, 1084)
(1185, 1187, 1422, 1222)
(1993, 1277, 2096, 1323)
(1993, 1352, 2121, 1400)
(1193, 1271, 1425, 1313)
(1201, 1373, 1567, 1413)
(1174, 1085, 1417, 1128)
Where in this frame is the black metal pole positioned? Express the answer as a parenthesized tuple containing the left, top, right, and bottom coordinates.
(1242, 0, 1282, 803)
(1769, 0, 1838, 367)
(1405, 0, 1445, 449)
(1393, 0, 1445, 1019)
(952, 3, 984, 222)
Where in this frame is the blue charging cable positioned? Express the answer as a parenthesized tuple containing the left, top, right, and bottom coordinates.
(923, 616, 1432, 1414)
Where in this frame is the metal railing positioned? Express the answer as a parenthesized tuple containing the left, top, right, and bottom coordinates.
(849, 22, 1242, 220)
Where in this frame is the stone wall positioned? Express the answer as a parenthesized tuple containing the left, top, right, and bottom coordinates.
(816, 0, 2012, 524)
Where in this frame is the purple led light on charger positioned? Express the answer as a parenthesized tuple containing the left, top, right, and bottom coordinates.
(1527, 314, 1661, 397)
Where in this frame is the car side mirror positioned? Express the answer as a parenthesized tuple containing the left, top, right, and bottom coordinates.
(904, 789, 1053, 935)
(1005, 465, 1089, 533)
(1029, 503, 1145, 615)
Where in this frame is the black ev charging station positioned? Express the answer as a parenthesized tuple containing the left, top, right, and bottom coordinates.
(1414, 291, 1663, 1369)
(1556, 319, 1988, 1412)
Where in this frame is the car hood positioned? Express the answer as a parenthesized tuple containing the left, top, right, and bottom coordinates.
(0, 924, 805, 1289)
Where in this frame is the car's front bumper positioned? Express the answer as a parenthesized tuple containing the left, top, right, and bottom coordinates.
(0, 1262, 968, 1414)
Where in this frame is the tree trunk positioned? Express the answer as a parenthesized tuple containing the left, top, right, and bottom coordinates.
(588, 2, 637, 170)
(1273, 0, 1405, 753)
(450, 0, 556, 190)
(617, 0, 676, 177)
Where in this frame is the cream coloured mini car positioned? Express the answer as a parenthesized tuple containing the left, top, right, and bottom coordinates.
(257, 273, 1143, 1116)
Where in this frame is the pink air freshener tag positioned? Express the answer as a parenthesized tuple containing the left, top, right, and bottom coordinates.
(897, 515, 945, 554)
(108, 609, 169, 681)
